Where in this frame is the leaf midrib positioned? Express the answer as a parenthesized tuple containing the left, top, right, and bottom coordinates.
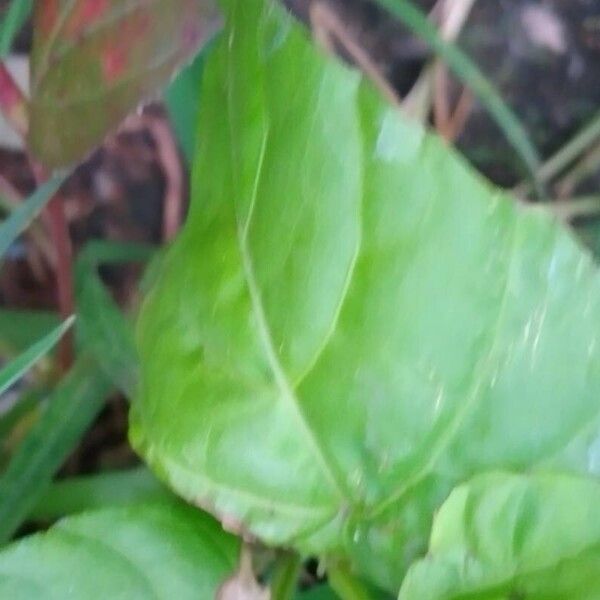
(227, 1, 357, 507)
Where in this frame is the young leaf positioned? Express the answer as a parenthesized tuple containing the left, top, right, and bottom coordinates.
(0, 501, 239, 598)
(0, 174, 66, 259)
(0, 316, 73, 396)
(0, 357, 111, 542)
(132, 0, 600, 592)
(29, 0, 223, 168)
(399, 472, 600, 599)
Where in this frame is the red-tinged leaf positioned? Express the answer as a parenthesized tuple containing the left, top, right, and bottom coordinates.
(29, 0, 222, 168)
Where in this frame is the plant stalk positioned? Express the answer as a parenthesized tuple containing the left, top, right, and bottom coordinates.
(328, 566, 375, 600)
(270, 553, 302, 600)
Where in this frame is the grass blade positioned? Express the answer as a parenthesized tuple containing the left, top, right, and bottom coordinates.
(0, 174, 66, 260)
(271, 553, 302, 600)
(76, 241, 154, 399)
(0, 389, 42, 442)
(0, 356, 112, 542)
(0, 0, 32, 57)
(165, 52, 205, 164)
(0, 310, 60, 354)
(0, 316, 74, 397)
(375, 0, 541, 190)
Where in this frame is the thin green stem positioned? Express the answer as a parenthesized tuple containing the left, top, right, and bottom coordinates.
(270, 553, 302, 600)
(328, 566, 375, 600)
(0, 356, 112, 543)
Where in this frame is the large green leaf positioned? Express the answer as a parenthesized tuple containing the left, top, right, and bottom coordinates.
(0, 0, 33, 57)
(399, 472, 600, 599)
(0, 501, 239, 598)
(75, 241, 154, 399)
(29, 0, 222, 168)
(132, 0, 600, 592)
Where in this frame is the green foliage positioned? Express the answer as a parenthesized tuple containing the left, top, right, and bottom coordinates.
(75, 241, 154, 398)
(0, 317, 73, 397)
(0, 0, 32, 56)
(133, 0, 600, 595)
(399, 473, 600, 599)
(0, 501, 239, 599)
(165, 52, 206, 164)
(1, 0, 599, 598)
(0, 310, 60, 354)
(0, 175, 66, 259)
(0, 357, 112, 542)
(29, 468, 170, 521)
(296, 586, 339, 600)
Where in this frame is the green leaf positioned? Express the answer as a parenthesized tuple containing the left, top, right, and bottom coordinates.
(29, 0, 223, 168)
(0, 389, 43, 445)
(75, 241, 154, 399)
(0, 174, 66, 259)
(0, 357, 111, 542)
(399, 472, 600, 599)
(375, 0, 541, 189)
(0, 310, 60, 354)
(165, 51, 205, 164)
(0, 0, 33, 56)
(0, 316, 73, 396)
(271, 553, 302, 600)
(0, 500, 239, 598)
(132, 0, 600, 592)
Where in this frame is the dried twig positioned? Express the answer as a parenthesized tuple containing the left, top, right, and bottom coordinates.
(310, 0, 401, 106)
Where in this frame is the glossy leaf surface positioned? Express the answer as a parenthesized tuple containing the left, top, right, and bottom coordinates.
(29, 0, 222, 167)
(133, 0, 600, 591)
(399, 472, 600, 599)
(0, 501, 238, 598)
